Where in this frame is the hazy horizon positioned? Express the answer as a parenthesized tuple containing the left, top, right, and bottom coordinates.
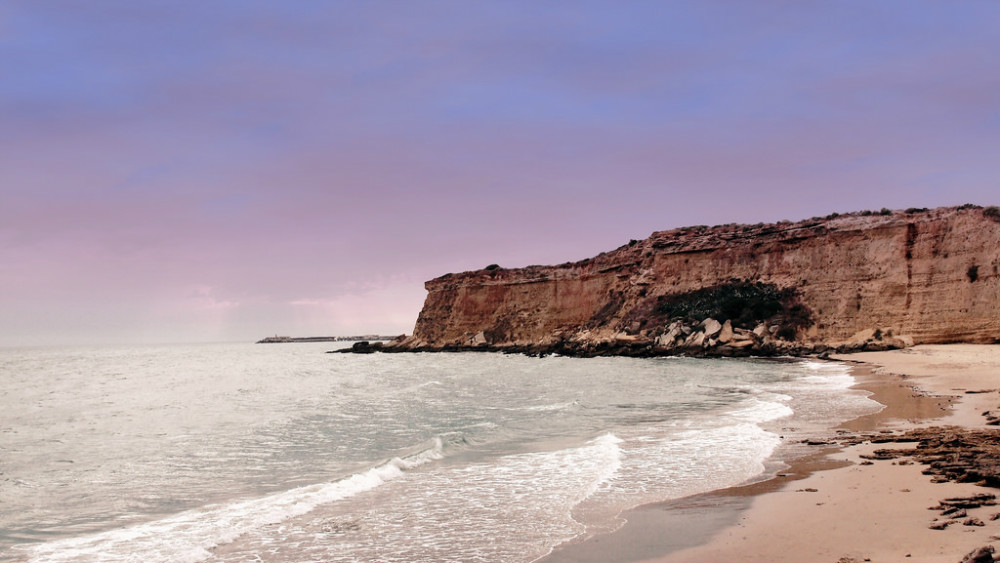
(3, 2, 999, 347)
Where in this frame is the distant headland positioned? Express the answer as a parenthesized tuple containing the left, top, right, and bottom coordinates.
(340, 204, 1000, 357)
(257, 335, 398, 344)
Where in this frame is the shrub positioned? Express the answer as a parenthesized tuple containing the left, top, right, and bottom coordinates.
(984, 206, 1000, 222)
(484, 264, 501, 271)
(879, 208, 893, 215)
(776, 326, 798, 340)
(860, 210, 874, 216)
(649, 281, 812, 331)
(958, 203, 983, 210)
(968, 265, 980, 283)
(905, 207, 929, 214)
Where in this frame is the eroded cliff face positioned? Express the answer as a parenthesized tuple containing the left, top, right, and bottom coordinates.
(392, 206, 1000, 356)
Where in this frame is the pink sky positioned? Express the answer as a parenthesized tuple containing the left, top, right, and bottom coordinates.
(2, 2, 999, 345)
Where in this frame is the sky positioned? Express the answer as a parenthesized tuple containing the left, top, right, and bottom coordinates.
(2, 1, 999, 346)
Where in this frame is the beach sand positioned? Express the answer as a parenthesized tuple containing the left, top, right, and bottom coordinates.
(542, 344, 1000, 563)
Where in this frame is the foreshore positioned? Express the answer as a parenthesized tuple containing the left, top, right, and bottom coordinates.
(542, 344, 1000, 563)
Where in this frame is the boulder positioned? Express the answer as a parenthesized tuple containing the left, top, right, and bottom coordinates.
(702, 318, 723, 338)
(471, 331, 488, 346)
(685, 331, 706, 347)
(960, 545, 995, 563)
(655, 332, 676, 348)
(718, 320, 734, 343)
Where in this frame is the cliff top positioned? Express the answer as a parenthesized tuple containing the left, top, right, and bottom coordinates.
(428, 204, 998, 289)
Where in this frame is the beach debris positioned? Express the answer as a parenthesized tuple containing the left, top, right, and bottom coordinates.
(965, 517, 987, 527)
(990, 513, 1000, 521)
(930, 520, 953, 530)
(959, 545, 996, 563)
(796, 487, 819, 492)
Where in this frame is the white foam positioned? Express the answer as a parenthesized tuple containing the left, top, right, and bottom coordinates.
(281, 433, 626, 563)
(16, 439, 445, 563)
(726, 397, 795, 424)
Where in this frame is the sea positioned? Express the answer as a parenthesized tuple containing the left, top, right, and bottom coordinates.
(0, 342, 882, 563)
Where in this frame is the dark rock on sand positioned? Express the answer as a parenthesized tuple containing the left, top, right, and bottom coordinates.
(959, 545, 996, 563)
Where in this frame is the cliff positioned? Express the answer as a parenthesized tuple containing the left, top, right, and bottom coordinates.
(373, 205, 1000, 357)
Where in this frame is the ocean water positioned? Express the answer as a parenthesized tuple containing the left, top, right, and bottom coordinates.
(0, 342, 881, 563)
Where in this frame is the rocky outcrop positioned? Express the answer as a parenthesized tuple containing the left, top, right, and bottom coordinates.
(373, 205, 1000, 357)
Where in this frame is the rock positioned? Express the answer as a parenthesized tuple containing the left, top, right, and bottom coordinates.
(960, 546, 995, 563)
(849, 328, 877, 344)
(654, 333, 674, 348)
(685, 331, 706, 348)
(929, 521, 952, 530)
(718, 320, 734, 343)
(964, 517, 986, 527)
(753, 324, 768, 338)
(471, 331, 487, 346)
(702, 318, 723, 338)
(947, 509, 968, 519)
(656, 321, 686, 348)
(350, 341, 379, 354)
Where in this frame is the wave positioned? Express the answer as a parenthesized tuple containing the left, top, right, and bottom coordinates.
(15, 438, 446, 563)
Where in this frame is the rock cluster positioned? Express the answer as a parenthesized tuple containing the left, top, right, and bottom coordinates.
(851, 427, 1000, 488)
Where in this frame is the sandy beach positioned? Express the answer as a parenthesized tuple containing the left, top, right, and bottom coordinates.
(543, 345, 1000, 563)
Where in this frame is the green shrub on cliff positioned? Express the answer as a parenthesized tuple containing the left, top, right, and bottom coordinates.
(646, 281, 813, 330)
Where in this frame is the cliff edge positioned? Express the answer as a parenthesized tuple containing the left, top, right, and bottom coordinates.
(368, 205, 1000, 357)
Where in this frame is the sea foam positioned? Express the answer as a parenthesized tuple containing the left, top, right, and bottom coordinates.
(16, 439, 445, 563)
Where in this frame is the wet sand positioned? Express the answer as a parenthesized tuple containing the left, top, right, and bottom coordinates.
(542, 344, 1000, 563)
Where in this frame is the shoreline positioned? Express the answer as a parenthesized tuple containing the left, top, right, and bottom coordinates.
(542, 344, 1000, 563)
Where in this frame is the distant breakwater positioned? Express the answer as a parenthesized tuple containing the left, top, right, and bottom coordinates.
(258, 335, 397, 344)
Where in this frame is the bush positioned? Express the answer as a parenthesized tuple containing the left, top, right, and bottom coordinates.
(984, 206, 1000, 222)
(776, 326, 798, 340)
(484, 264, 501, 270)
(879, 208, 893, 215)
(905, 207, 929, 214)
(958, 203, 983, 210)
(650, 281, 812, 331)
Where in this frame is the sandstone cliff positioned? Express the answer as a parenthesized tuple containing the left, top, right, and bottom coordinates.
(380, 205, 1000, 357)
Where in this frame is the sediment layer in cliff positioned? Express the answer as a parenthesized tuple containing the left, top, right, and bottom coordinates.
(366, 205, 1000, 357)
